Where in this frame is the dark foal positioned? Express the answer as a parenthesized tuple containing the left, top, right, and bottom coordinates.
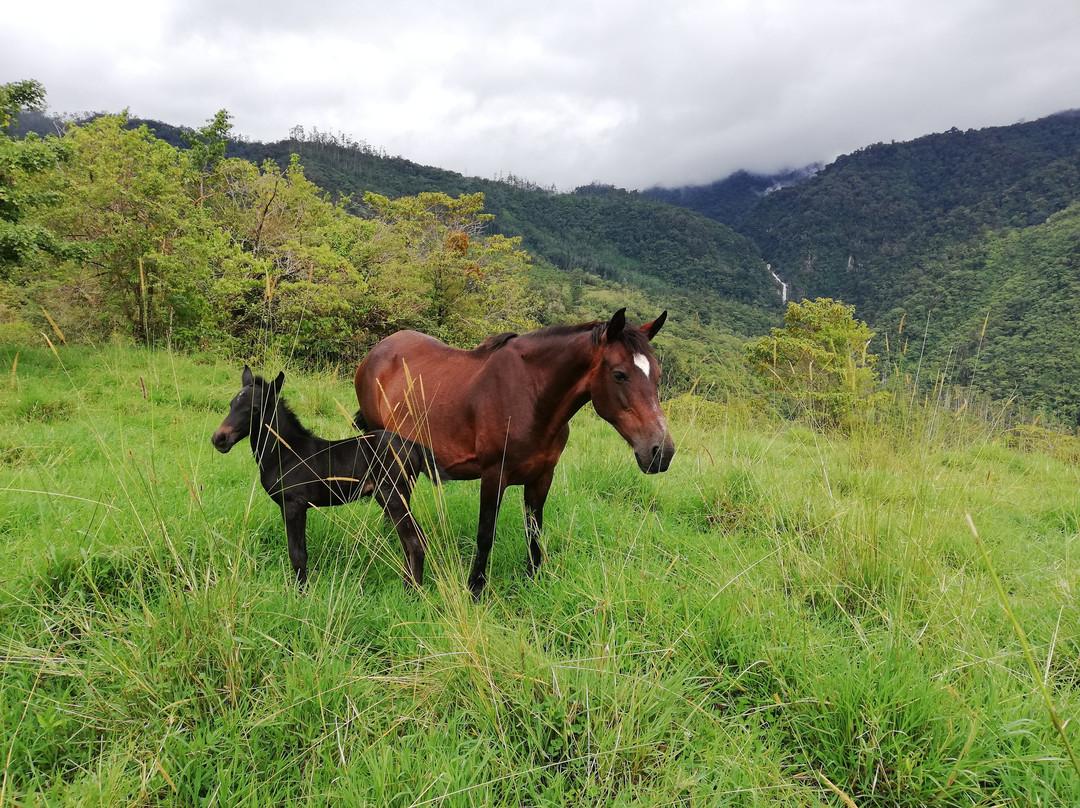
(212, 366, 441, 586)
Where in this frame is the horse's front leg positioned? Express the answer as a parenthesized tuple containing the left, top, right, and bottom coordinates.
(281, 499, 309, 586)
(468, 469, 506, 600)
(523, 469, 554, 577)
(377, 485, 426, 589)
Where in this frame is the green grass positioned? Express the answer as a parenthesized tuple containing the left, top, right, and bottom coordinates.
(1, 344, 1078, 806)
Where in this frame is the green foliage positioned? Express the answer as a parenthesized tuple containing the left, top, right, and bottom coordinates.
(182, 108, 232, 203)
(746, 298, 885, 424)
(0, 80, 82, 275)
(361, 190, 539, 344)
(0, 103, 538, 362)
(0, 79, 46, 135)
(26, 114, 217, 344)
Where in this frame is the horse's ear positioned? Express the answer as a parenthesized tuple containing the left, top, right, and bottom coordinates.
(605, 308, 627, 342)
(642, 311, 667, 340)
(242, 365, 253, 386)
(273, 371, 285, 392)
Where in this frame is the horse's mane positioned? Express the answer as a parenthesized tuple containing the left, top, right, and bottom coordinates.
(475, 331, 518, 351)
(523, 320, 654, 353)
(253, 375, 318, 442)
(475, 319, 654, 355)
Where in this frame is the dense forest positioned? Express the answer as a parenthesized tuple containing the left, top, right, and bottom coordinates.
(726, 111, 1080, 312)
(6, 80, 1080, 423)
(2, 86, 771, 402)
(649, 111, 1080, 425)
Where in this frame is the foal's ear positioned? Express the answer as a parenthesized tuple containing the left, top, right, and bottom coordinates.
(242, 365, 254, 386)
(605, 308, 627, 342)
(273, 371, 285, 392)
(642, 311, 667, 340)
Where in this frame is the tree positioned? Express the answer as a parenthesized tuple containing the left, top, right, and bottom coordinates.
(745, 298, 884, 424)
(362, 191, 538, 343)
(0, 80, 81, 275)
(182, 109, 232, 204)
(35, 114, 218, 344)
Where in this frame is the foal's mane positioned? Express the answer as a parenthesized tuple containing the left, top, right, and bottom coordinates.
(252, 374, 317, 442)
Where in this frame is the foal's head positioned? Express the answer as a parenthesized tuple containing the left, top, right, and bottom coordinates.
(211, 366, 285, 453)
(588, 309, 675, 474)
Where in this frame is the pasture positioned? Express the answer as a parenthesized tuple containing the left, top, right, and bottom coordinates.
(1, 344, 1078, 806)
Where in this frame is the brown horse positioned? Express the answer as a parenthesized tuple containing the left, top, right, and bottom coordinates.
(353, 308, 675, 597)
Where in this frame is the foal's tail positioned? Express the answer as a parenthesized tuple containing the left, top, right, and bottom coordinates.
(366, 428, 455, 484)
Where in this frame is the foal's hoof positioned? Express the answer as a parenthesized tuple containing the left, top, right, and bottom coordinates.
(468, 577, 487, 603)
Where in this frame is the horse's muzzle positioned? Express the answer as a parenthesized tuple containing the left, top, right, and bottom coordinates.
(636, 438, 675, 474)
(211, 427, 239, 453)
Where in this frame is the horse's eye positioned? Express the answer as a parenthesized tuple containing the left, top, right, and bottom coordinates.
(613, 370, 630, 383)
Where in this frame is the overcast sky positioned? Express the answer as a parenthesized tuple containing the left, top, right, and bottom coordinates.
(5, 0, 1079, 191)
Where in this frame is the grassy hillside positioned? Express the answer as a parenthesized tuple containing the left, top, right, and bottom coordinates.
(2, 345, 1077, 805)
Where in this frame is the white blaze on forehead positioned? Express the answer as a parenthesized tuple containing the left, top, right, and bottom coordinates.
(633, 353, 651, 376)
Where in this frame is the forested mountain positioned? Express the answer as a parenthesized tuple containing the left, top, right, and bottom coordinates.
(645, 110, 1080, 423)
(730, 110, 1080, 319)
(13, 102, 1080, 422)
(641, 165, 820, 228)
(228, 135, 777, 317)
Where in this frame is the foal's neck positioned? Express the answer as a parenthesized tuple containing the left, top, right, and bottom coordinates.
(251, 397, 317, 463)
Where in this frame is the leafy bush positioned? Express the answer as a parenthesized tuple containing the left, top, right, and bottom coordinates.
(745, 298, 886, 426)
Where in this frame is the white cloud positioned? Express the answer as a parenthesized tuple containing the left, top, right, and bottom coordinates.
(4, 0, 1078, 190)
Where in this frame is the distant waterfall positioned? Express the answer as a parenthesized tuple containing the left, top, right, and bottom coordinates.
(768, 264, 789, 303)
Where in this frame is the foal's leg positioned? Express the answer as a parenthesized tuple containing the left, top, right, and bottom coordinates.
(523, 470, 554, 577)
(468, 469, 506, 600)
(281, 500, 309, 585)
(377, 484, 426, 588)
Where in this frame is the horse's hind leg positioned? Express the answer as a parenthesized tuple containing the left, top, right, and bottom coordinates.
(281, 501, 309, 585)
(378, 487, 426, 588)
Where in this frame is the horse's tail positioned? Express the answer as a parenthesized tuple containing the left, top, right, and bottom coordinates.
(419, 444, 453, 484)
(353, 409, 368, 432)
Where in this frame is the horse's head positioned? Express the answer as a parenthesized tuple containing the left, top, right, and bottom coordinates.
(589, 309, 675, 474)
(211, 366, 284, 453)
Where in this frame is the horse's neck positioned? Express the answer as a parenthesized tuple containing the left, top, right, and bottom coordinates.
(520, 332, 596, 425)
